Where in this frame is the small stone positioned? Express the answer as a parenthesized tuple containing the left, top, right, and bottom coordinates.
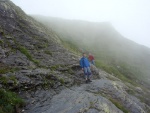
(135, 87, 143, 93)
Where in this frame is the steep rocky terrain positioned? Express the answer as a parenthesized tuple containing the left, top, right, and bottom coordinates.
(0, 0, 81, 90)
(0, 1, 150, 113)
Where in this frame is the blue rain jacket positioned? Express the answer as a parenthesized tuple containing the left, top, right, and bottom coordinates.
(80, 57, 90, 68)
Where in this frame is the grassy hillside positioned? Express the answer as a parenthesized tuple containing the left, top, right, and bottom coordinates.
(32, 15, 150, 87)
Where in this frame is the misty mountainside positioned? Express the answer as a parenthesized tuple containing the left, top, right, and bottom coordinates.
(32, 15, 150, 87)
(0, 1, 150, 113)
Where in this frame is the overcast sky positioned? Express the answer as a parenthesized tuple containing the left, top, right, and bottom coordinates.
(11, 0, 150, 48)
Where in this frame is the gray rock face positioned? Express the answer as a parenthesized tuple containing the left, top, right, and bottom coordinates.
(43, 88, 123, 113)
(23, 76, 149, 113)
(0, 0, 80, 92)
(0, 0, 78, 70)
(86, 80, 146, 113)
(24, 84, 123, 113)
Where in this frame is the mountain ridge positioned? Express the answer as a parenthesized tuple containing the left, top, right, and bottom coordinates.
(31, 15, 150, 49)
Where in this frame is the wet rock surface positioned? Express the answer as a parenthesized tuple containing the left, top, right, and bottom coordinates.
(22, 72, 150, 113)
(42, 87, 123, 113)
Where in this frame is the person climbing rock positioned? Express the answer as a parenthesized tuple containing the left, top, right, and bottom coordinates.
(88, 53, 95, 65)
(80, 53, 92, 83)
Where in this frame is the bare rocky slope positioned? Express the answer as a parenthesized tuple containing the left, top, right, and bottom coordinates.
(0, 1, 150, 113)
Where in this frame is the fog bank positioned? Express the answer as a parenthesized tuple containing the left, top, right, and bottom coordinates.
(11, 0, 150, 47)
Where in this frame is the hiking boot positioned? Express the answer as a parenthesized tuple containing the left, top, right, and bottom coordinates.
(88, 79, 92, 82)
(85, 80, 88, 83)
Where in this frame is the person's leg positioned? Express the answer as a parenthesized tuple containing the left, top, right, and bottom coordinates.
(83, 67, 88, 83)
(87, 67, 92, 82)
(92, 60, 95, 65)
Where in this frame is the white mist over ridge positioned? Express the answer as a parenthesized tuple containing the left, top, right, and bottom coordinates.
(11, 0, 150, 47)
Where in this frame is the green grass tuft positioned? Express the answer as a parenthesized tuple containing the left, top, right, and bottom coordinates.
(0, 40, 3, 44)
(59, 78, 65, 84)
(0, 68, 10, 74)
(18, 46, 32, 61)
(18, 46, 39, 65)
(0, 76, 8, 85)
(0, 67, 18, 74)
(109, 98, 129, 113)
(50, 65, 60, 70)
(0, 89, 25, 113)
(44, 50, 52, 56)
(0, 76, 18, 88)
